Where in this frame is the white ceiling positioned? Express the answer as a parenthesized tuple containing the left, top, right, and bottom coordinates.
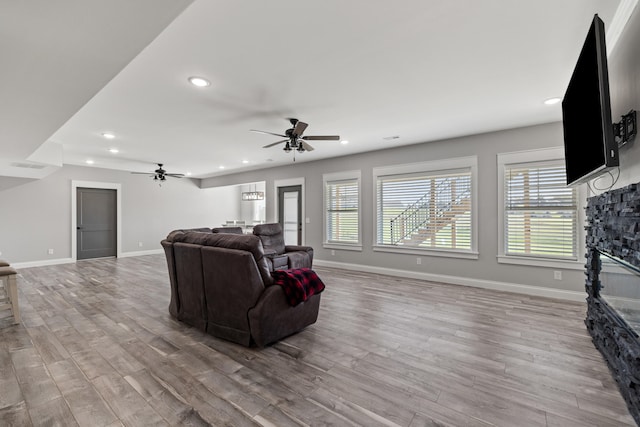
(1, 0, 628, 180)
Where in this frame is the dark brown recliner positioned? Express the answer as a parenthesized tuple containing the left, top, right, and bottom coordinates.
(161, 230, 321, 347)
(252, 223, 313, 272)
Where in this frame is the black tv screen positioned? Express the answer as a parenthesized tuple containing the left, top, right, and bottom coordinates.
(562, 14, 618, 186)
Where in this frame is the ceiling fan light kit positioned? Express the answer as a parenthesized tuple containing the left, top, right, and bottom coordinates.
(250, 118, 340, 160)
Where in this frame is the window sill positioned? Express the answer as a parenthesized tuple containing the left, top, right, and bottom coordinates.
(372, 245, 479, 260)
(323, 242, 363, 252)
(497, 255, 584, 270)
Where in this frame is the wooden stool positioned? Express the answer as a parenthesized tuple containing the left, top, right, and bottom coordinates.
(0, 265, 20, 324)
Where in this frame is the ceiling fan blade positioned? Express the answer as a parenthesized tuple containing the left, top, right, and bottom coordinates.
(300, 140, 315, 152)
(250, 129, 287, 138)
(131, 172, 153, 175)
(302, 135, 340, 141)
(293, 121, 308, 136)
(165, 174, 184, 178)
(263, 139, 288, 148)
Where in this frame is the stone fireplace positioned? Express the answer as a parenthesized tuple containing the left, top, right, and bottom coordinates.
(585, 181, 640, 425)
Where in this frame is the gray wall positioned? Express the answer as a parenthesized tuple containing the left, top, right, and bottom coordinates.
(202, 122, 589, 295)
(0, 164, 238, 263)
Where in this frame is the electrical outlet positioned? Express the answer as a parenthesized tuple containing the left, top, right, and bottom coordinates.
(331, 250, 335, 256)
(554, 270, 562, 280)
(305, 217, 310, 224)
(416, 257, 422, 265)
(48, 249, 54, 255)
(138, 242, 143, 248)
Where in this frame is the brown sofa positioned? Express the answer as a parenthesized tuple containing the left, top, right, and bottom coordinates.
(161, 229, 321, 347)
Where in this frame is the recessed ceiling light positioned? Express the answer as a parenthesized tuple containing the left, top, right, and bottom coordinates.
(242, 160, 249, 164)
(340, 140, 349, 145)
(219, 165, 225, 169)
(188, 76, 210, 87)
(85, 159, 94, 165)
(544, 97, 561, 105)
(102, 132, 115, 139)
(186, 172, 192, 176)
(108, 148, 119, 154)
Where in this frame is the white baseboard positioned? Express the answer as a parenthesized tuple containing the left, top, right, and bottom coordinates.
(12, 258, 75, 269)
(120, 249, 163, 258)
(10, 250, 163, 268)
(314, 259, 587, 302)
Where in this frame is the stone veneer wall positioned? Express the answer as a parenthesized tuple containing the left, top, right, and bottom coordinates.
(584, 181, 640, 425)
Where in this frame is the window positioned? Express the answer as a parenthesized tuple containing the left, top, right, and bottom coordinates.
(498, 148, 579, 265)
(373, 157, 477, 258)
(323, 171, 361, 250)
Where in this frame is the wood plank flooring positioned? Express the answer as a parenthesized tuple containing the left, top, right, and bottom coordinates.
(0, 255, 636, 426)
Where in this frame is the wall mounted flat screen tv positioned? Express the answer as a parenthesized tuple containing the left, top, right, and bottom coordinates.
(562, 14, 619, 186)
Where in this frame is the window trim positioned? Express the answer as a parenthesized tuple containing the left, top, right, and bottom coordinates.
(322, 170, 362, 251)
(497, 147, 585, 268)
(372, 156, 478, 258)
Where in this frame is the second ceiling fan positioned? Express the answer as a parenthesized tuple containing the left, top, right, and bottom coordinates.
(250, 118, 340, 153)
(131, 163, 184, 183)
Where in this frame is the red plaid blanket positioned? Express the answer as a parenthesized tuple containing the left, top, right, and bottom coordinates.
(271, 268, 325, 306)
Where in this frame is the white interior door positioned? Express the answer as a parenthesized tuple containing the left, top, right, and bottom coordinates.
(283, 191, 298, 245)
(278, 185, 302, 245)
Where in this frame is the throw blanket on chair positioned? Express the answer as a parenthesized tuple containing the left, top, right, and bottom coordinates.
(272, 268, 325, 306)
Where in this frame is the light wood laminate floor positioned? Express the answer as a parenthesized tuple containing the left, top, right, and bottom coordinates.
(0, 255, 635, 426)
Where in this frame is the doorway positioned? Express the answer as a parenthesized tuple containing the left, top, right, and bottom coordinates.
(76, 187, 117, 260)
(278, 185, 302, 245)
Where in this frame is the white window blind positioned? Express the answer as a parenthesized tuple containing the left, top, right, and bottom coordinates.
(376, 169, 472, 250)
(504, 162, 577, 259)
(325, 178, 359, 244)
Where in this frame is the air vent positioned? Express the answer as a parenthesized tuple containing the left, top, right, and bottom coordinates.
(10, 162, 47, 169)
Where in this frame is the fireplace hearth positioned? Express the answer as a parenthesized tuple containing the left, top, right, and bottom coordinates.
(585, 182, 640, 425)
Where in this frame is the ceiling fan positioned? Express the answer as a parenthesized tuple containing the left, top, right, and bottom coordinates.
(250, 118, 340, 153)
(131, 163, 184, 182)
